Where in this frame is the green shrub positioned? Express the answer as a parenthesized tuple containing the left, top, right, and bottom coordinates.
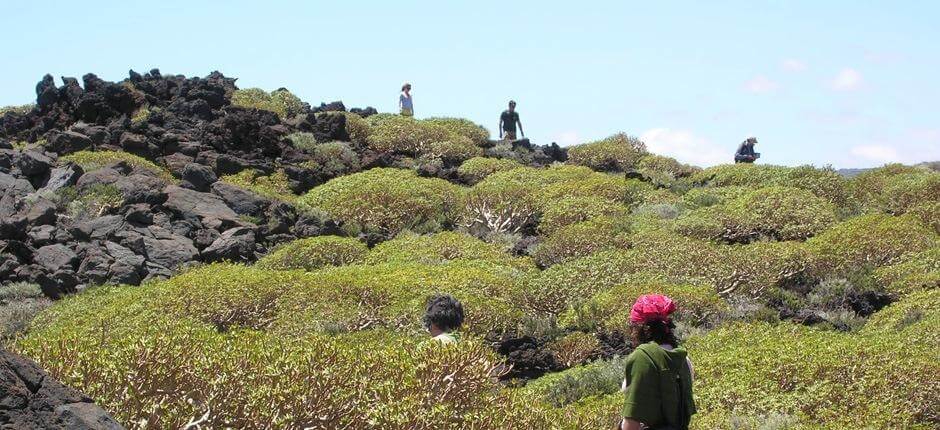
(637, 154, 698, 178)
(872, 248, 939, 296)
(457, 157, 524, 184)
(365, 114, 449, 154)
(299, 141, 361, 178)
(62, 183, 124, 219)
(847, 164, 936, 214)
(0, 282, 50, 343)
(257, 236, 369, 272)
(908, 201, 940, 234)
(692, 164, 850, 208)
(522, 230, 737, 315)
(722, 241, 818, 298)
(426, 136, 485, 164)
(365, 231, 533, 271)
(567, 133, 647, 172)
(460, 168, 542, 234)
(298, 168, 462, 235)
(286, 131, 317, 151)
(60, 150, 174, 182)
(680, 186, 748, 210)
(808, 213, 939, 275)
(862, 288, 939, 337)
(675, 187, 836, 242)
(533, 216, 631, 267)
(423, 117, 490, 146)
(539, 196, 629, 235)
(220, 169, 296, 202)
(547, 332, 600, 368)
(231, 87, 305, 119)
(685, 320, 938, 429)
(559, 275, 727, 331)
(523, 356, 626, 407)
(130, 106, 159, 126)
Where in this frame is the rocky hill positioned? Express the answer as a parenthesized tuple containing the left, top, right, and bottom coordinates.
(0, 70, 566, 294)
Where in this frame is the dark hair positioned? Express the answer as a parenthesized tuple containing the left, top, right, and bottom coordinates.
(630, 319, 679, 348)
(423, 294, 465, 332)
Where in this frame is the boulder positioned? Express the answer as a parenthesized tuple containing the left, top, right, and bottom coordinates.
(140, 234, 198, 270)
(25, 198, 57, 226)
(211, 181, 269, 216)
(41, 163, 84, 193)
(33, 244, 78, 272)
(201, 227, 256, 263)
(181, 163, 217, 192)
(46, 130, 92, 154)
(163, 185, 239, 230)
(15, 150, 54, 177)
(71, 216, 125, 241)
(162, 152, 194, 177)
(0, 349, 123, 430)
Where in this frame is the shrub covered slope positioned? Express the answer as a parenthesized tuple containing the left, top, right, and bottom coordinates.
(1, 71, 938, 429)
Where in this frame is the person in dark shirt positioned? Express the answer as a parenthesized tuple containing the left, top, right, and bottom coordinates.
(499, 100, 524, 141)
(734, 136, 759, 163)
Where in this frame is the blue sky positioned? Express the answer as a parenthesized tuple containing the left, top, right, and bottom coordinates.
(2, 1, 938, 168)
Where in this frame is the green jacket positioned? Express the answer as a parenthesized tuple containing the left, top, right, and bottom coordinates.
(622, 342, 696, 429)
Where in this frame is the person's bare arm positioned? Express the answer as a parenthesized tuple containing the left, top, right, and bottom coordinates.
(498, 118, 504, 138)
(621, 418, 642, 430)
(517, 118, 524, 137)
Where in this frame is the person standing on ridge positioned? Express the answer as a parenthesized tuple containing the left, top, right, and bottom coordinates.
(621, 294, 696, 430)
(499, 100, 524, 141)
(423, 294, 464, 345)
(734, 136, 759, 163)
(400, 83, 414, 117)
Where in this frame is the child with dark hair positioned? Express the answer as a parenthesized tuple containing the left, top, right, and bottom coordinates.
(621, 294, 696, 430)
(423, 294, 464, 344)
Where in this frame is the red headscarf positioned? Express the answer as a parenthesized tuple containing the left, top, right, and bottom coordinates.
(630, 294, 677, 324)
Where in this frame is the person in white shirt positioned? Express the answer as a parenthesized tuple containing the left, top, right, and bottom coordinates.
(399, 82, 414, 117)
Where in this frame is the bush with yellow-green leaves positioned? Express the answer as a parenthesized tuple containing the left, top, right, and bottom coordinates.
(808, 213, 938, 275)
(219, 169, 297, 202)
(533, 216, 631, 267)
(567, 133, 647, 172)
(60, 150, 174, 182)
(539, 196, 629, 235)
(426, 136, 484, 164)
(675, 186, 837, 242)
(256, 236, 369, 272)
(847, 163, 939, 214)
(365, 115, 489, 156)
(365, 231, 534, 271)
(692, 164, 850, 208)
(461, 165, 647, 234)
(871, 247, 939, 297)
(457, 156, 524, 184)
(230, 87, 305, 119)
(298, 168, 462, 235)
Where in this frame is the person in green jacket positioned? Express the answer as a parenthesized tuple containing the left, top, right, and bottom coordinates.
(423, 294, 464, 344)
(621, 294, 696, 430)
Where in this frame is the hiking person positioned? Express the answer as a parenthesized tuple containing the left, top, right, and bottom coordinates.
(499, 100, 524, 141)
(423, 294, 464, 344)
(621, 294, 696, 430)
(734, 136, 759, 163)
(400, 82, 414, 117)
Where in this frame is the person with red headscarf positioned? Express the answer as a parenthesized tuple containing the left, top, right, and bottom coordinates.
(620, 294, 696, 430)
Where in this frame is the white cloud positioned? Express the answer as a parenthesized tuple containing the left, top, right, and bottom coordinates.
(830, 68, 863, 91)
(781, 59, 808, 72)
(640, 128, 728, 167)
(850, 145, 900, 163)
(743, 75, 779, 94)
(552, 131, 582, 146)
